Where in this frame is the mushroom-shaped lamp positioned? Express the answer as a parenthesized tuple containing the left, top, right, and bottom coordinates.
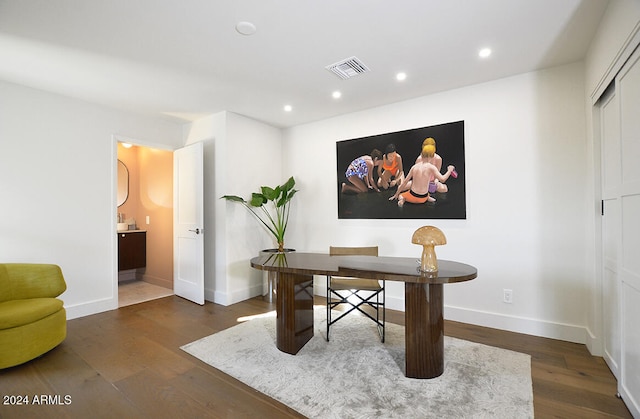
(412, 226, 447, 273)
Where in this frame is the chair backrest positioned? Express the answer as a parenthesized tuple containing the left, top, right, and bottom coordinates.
(0, 264, 67, 302)
(329, 246, 378, 257)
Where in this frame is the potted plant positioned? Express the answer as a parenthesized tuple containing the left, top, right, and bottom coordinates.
(221, 176, 298, 253)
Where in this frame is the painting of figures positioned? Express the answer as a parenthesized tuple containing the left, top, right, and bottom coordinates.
(337, 120, 466, 219)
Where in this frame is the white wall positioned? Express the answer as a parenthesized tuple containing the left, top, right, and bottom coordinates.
(0, 81, 183, 319)
(283, 62, 589, 343)
(184, 111, 283, 305)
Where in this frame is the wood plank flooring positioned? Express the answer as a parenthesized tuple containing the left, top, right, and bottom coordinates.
(0, 296, 632, 418)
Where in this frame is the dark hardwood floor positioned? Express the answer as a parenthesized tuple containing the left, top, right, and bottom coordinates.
(1, 296, 632, 418)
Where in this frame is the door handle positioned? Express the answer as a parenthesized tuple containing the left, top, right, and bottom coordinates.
(188, 228, 201, 234)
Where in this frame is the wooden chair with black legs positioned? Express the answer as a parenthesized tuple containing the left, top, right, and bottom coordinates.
(326, 246, 385, 342)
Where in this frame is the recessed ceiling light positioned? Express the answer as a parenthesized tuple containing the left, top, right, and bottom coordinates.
(332, 91, 342, 99)
(122, 143, 132, 148)
(283, 105, 293, 112)
(479, 48, 492, 58)
(236, 21, 257, 36)
(396, 72, 407, 81)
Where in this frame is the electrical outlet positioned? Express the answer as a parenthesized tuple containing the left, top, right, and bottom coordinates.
(146, 215, 150, 225)
(503, 289, 513, 304)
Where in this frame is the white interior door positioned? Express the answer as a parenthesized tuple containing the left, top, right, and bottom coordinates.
(600, 46, 640, 417)
(615, 46, 640, 417)
(173, 142, 205, 305)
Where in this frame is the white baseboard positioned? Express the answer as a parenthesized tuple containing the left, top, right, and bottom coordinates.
(619, 385, 640, 419)
(585, 326, 603, 356)
(207, 283, 264, 307)
(66, 283, 588, 346)
(65, 297, 117, 320)
(444, 306, 587, 344)
(205, 280, 592, 345)
(205, 287, 224, 305)
(313, 284, 587, 344)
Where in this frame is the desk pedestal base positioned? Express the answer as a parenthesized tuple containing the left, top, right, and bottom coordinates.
(274, 272, 445, 378)
(276, 272, 314, 354)
(405, 283, 444, 379)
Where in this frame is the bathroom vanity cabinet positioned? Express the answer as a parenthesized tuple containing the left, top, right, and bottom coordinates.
(118, 231, 146, 271)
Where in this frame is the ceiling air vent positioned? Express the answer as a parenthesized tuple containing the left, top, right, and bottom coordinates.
(325, 56, 370, 80)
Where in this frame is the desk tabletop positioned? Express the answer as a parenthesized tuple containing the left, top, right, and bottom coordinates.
(250, 252, 477, 284)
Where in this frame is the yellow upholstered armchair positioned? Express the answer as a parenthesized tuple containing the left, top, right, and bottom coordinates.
(0, 264, 67, 369)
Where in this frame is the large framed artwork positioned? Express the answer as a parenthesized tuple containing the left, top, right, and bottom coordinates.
(337, 120, 466, 219)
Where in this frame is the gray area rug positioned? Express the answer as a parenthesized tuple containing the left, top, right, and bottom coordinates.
(181, 308, 533, 418)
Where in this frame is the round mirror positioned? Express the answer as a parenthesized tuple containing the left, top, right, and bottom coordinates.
(117, 160, 129, 207)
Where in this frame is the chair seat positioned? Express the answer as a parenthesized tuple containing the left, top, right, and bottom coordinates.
(0, 298, 64, 329)
(330, 277, 382, 291)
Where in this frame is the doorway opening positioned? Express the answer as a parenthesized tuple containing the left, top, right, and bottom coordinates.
(117, 141, 175, 307)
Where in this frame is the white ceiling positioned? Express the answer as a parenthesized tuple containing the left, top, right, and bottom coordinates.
(0, 0, 609, 128)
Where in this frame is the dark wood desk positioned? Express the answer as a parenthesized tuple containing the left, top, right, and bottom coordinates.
(250, 252, 477, 379)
